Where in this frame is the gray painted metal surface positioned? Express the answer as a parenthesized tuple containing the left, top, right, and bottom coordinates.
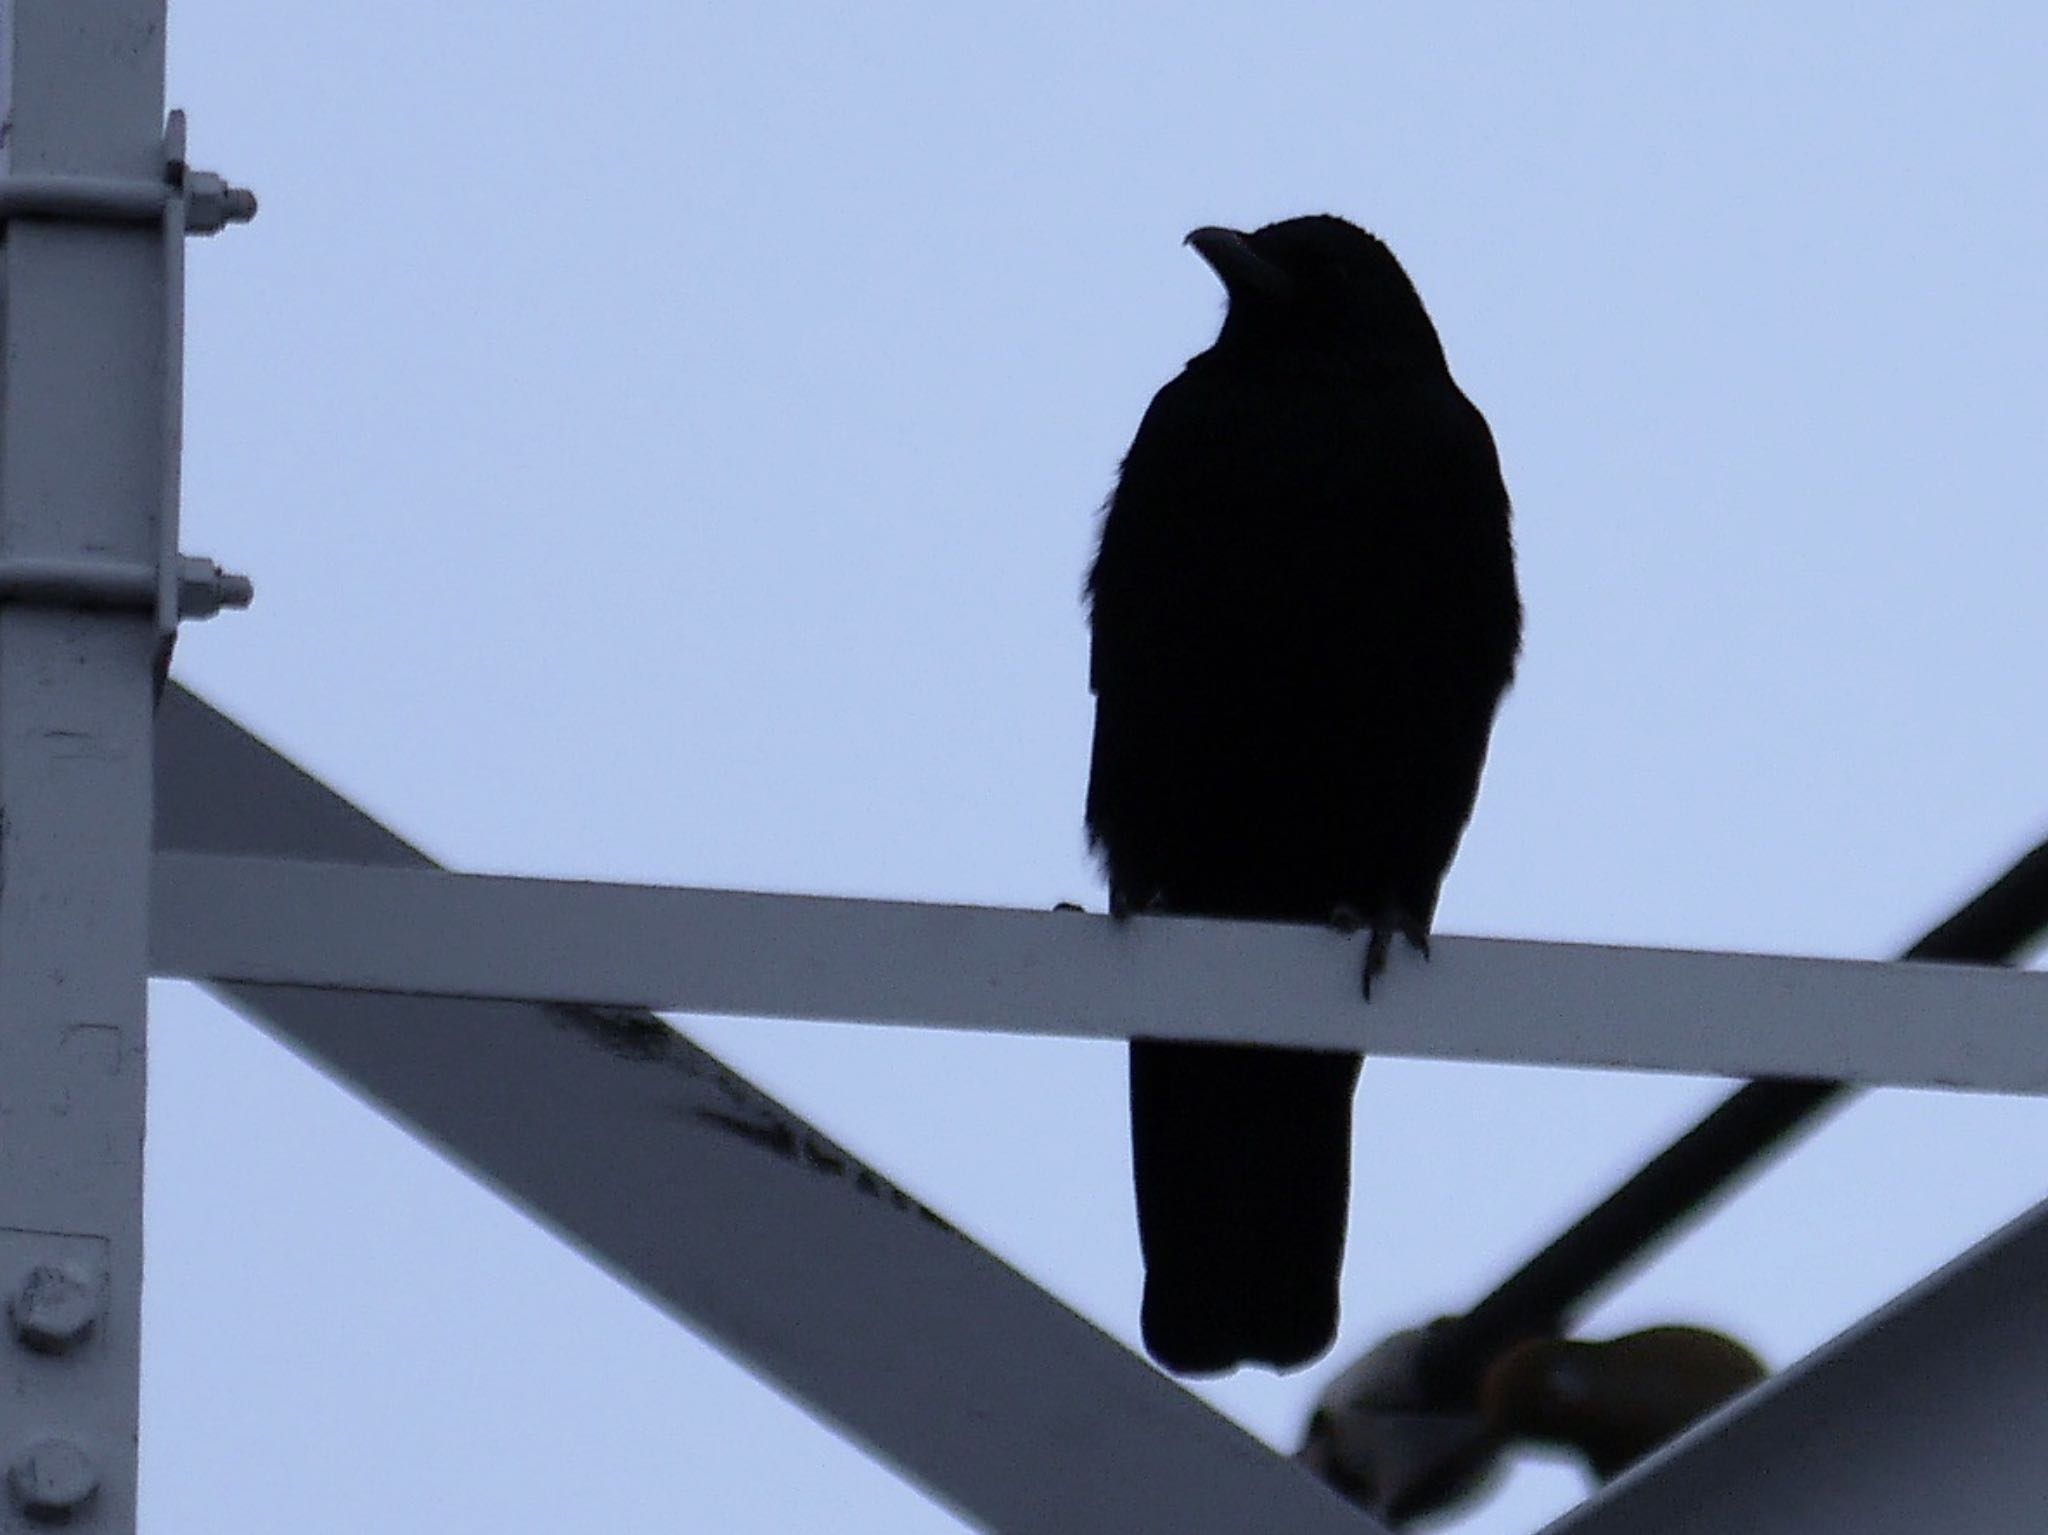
(1546, 1191, 2048, 1535)
(154, 688, 1380, 1535)
(152, 851, 2048, 1092)
(0, 5, 170, 1528)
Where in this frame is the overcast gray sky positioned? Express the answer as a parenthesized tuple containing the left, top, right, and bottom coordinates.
(147, 5, 2048, 1531)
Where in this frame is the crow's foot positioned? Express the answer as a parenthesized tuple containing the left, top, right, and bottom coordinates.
(1358, 910, 1432, 999)
(1109, 886, 1166, 922)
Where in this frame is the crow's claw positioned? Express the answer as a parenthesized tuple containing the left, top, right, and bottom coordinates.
(1359, 912, 1432, 998)
(1328, 902, 1367, 936)
(1108, 886, 1166, 922)
(1362, 925, 1393, 999)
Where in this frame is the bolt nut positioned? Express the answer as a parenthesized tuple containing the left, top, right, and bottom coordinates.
(8, 1439, 99, 1521)
(10, 1266, 99, 1355)
(182, 169, 259, 234)
(174, 555, 255, 621)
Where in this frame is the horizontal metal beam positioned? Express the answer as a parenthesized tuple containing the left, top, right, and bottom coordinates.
(153, 688, 1377, 1535)
(1545, 1191, 2048, 1535)
(151, 852, 2048, 1093)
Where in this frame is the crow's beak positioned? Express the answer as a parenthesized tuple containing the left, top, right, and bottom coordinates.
(1185, 226, 1289, 298)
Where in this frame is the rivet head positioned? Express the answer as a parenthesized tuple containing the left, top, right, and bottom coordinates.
(8, 1438, 99, 1521)
(10, 1266, 99, 1355)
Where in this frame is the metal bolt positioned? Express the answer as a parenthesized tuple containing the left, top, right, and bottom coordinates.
(175, 555, 255, 621)
(8, 1439, 99, 1522)
(10, 1266, 99, 1355)
(182, 168, 259, 235)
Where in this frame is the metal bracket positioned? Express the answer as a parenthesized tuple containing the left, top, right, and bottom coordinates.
(0, 109, 256, 634)
(0, 112, 257, 232)
(0, 557, 252, 620)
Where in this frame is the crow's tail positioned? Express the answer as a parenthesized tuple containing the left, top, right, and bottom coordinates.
(1129, 1039, 1362, 1374)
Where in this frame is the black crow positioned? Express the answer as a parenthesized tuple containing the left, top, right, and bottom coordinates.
(1085, 215, 1520, 1373)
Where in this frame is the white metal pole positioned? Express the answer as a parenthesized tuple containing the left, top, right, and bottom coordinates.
(146, 852, 2048, 1094)
(0, 3, 167, 1528)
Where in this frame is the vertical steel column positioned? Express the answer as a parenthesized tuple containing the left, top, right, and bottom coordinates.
(0, 3, 168, 1529)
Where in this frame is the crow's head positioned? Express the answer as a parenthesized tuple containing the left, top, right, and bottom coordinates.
(1187, 215, 1442, 361)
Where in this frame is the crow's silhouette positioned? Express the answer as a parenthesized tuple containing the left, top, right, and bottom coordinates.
(1086, 215, 1521, 1373)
